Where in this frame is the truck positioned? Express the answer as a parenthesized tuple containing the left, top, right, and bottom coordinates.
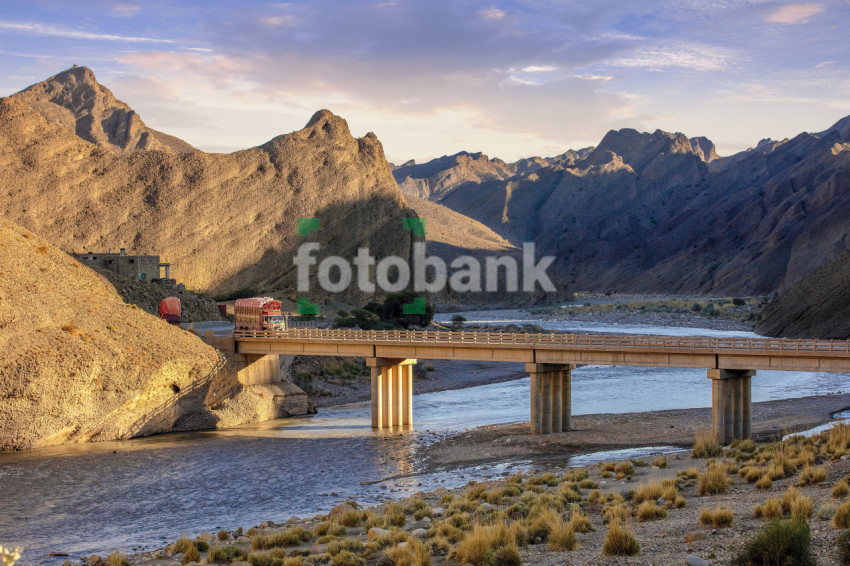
(159, 296, 182, 325)
(234, 297, 288, 332)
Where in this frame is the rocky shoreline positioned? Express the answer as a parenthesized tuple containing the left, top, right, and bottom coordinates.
(74, 412, 850, 566)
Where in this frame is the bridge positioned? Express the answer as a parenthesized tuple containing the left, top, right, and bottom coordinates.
(197, 328, 850, 444)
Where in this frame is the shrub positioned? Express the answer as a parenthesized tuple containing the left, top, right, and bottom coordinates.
(217, 530, 229, 541)
(209, 544, 248, 563)
(635, 501, 667, 522)
(791, 497, 814, 522)
(251, 527, 312, 550)
(384, 538, 431, 566)
(545, 513, 577, 551)
(328, 538, 365, 556)
(693, 429, 722, 458)
(698, 463, 731, 496)
(587, 490, 604, 505)
(105, 553, 130, 566)
(452, 525, 495, 565)
(652, 456, 667, 468)
(633, 482, 663, 504)
(754, 498, 782, 519)
(834, 501, 850, 529)
(614, 462, 635, 480)
(450, 314, 467, 331)
(490, 543, 521, 566)
(330, 550, 366, 566)
(700, 506, 734, 528)
(817, 504, 837, 521)
(833, 481, 850, 499)
(602, 521, 640, 556)
(181, 544, 199, 565)
(838, 530, 850, 566)
(568, 504, 594, 533)
(797, 466, 827, 486)
(731, 520, 815, 566)
(756, 475, 773, 490)
(733, 298, 747, 306)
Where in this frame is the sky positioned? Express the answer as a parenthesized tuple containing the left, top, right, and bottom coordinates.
(0, 0, 848, 163)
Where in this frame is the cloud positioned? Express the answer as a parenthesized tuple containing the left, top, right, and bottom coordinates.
(766, 3, 823, 23)
(522, 65, 557, 72)
(111, 3, 142, 17)
(609, 42, 739, 72)
(0, 21, 174, 42)
(479, 7, 506, 20)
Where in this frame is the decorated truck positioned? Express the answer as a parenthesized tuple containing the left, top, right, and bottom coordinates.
(234, 297, 287, 332)
(159, 297, 182, 325)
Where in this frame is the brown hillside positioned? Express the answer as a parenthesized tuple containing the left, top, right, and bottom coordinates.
(756, 250, 850, 339)
(11, 65, 195, 154)
(0, 68, 415, 302)
(0, 217, 222, 451)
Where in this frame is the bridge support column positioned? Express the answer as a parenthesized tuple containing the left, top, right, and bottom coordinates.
(367, 358, 416, 429)
(527, 363, 576, 435)
(707, 369, 755, 444)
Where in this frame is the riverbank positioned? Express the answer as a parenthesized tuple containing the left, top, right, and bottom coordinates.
(107, 412, 850, 566)
(418, 393, 850, 471)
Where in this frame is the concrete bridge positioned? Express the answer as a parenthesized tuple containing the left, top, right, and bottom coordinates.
(199, 328, 850, 444)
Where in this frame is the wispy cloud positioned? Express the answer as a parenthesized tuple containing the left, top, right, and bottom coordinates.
(0, 21, 174, 43)
(767, 3, 823, 24)
(610, 43, 739, 72)
(479, 7, 506, 20)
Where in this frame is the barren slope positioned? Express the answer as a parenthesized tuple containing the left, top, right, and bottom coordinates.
(0, 217, 223, 451)
(0, 68, 415, 301)
(756, 250, 850, 339)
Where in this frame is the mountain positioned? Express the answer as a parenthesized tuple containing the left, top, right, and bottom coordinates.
(406, 120, 850, 295)
(756, 250, 850, 339)
(11, 65, 195, 154)
(0, 219, 191, 449)
(392, 148, 593, 201)
(0, 67, 415, 303)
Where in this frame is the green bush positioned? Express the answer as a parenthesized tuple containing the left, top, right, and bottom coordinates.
(731, 520, 815, 566)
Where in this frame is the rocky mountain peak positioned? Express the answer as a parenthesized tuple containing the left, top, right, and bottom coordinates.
(10, 65, 195, 154)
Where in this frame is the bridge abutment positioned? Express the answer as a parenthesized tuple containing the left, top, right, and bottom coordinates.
(527, 363, 575, 435)
(708, 369, 754, 444)
(368, 358, 416, 429)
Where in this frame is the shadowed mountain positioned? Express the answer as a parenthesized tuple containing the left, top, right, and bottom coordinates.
(405, 121, 850, 295)
(756, 250, 850, 339)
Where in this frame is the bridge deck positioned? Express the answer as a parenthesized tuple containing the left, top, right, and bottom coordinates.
(232, 329, 850, 372)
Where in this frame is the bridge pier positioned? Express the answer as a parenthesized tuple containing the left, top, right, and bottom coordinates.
(708, 369, 754, 444)
(368, 358, 416, 429)
(527, 363, 575, 435)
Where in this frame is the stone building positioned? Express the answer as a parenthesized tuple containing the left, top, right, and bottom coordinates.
(72, 248, 171, 283)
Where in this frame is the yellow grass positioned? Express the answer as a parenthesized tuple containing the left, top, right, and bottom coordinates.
(635, 501, 667, 522)
(698, 463, 731, 496)
(693, 429, 722, 458)
(602, 521, 640, 556)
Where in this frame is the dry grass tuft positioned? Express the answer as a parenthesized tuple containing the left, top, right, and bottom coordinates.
(693, 429, 722, 458)
(633, 482, 664, 504)
(652, 456, 667, 468)
(602, 521, 640, 556)
(698, 463, 731, 496)
(635, 501, 667, 522)
(754, 498, 783, 519)
(834, 501, 850, 529)
(567, 503, 594, 533)
(797, 465, 827, 487)
(105, 553, 130, 566)
(699, 506, 734, 528)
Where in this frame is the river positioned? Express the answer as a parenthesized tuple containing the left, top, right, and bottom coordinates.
(2, 312, 848, 564)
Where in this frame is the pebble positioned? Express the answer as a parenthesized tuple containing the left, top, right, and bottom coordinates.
(431, 507, 445, 517)
(411, 528, 428, 538)
(685, 556, 710, 566)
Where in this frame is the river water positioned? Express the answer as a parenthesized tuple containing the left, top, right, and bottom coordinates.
(2, 312, 849, 564)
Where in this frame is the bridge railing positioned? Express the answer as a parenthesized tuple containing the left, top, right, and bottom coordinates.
(230, 328, 850, 356)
